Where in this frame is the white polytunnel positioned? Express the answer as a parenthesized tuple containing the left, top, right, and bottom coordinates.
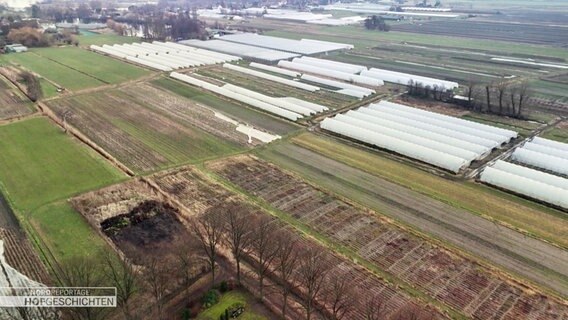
(321, 117, 468, 173)
(511, 148, 568, 176)
(491, 160, 568, 191)
(480, 167, 568, 209)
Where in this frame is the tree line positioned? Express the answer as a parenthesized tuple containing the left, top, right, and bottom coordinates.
(364, 15, 391, 32)
(406, 79, 531, 118)
(43, 202, 434, 320)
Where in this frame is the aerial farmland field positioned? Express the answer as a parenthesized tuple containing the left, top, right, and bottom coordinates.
(73, 165, 441, 320)
(208, 154, 568, 317)
(0, 47, 151, 93)
(45, 83, 246, 173)
(196, 64, 356, 109)
(0, 117, 125, 264)
(390, 20, 568, 46)
(287, 133, 568, 248)
(0, 75, 33, 120)
(0, 51, 104, 91)
(32, 47, 151, 84)
(152, 77, 300, 135)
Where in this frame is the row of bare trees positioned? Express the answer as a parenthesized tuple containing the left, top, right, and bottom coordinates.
(189, 203, 433, 320)
(463, 79, 530, 118)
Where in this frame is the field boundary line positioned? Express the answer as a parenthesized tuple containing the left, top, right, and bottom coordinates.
(30, 50, 110, 85)
(37, 101, 135, 177)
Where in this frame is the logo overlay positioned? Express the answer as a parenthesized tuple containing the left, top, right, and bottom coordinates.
(0, 287, 117, 308)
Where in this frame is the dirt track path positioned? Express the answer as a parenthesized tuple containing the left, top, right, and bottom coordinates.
(264, 143, 568, 297)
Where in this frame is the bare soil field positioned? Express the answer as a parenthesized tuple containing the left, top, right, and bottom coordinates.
(391, 20, 568, 46)
(208, 155, 568, 319)
(45, 83, 245, 173)
(0, 75, 33, 120)
(0, 227, 52, 285)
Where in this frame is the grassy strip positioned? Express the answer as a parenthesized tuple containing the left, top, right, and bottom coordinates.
(76, 33, 140, 46)
(290, 133, 568, 248)
(197, 291, 266, 320)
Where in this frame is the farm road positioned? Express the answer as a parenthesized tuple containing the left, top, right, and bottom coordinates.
(263, 143, 568, 297)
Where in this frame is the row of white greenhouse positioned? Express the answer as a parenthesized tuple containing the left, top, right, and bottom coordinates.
(511, 138, 568, 176)
(480, 161, 568, 210)
(223, 63, 320, 92)
(90, 41, 240, 71)
(321, 101, 517, 173)
(217, 33, 353, 55)
(170, 72, 327, 121)
(279, 59, 383, 87)
(180, 39, 300, 63)
(480, 137, 568, 210)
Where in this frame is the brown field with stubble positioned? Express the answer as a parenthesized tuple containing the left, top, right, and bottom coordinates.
(45, 83, 245, 173)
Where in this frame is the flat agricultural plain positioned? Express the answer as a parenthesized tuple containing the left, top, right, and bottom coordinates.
(73, 166, 442, 320)
(45, 82, 245, 173)
(0, 117, 125, 263)
(196, 64, 356, 109)
(391, 20, 568, 46)
(0, 47, 150, 92)
(260, 139, 568, 296)
(208, 154, 568, 319)
(0, 76, 33, 120)
(291, 133, 568, 249)
(152, 78, 299, 135)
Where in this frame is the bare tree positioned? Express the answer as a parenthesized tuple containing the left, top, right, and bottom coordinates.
(102, 253, 138, 320)
(145, 257, 170, 320)
(326, 274, 354, 320)
(175, 242, 197, 296)
(496, 80, 508, 114)
(189, 209, 224, 288)
(58, 256, 110, 320)
(465, 79, 477, 109)
(516, 81, 530, 117)
(297, 248, 331, 320)
(485, 84, 492, 113)
(224, 202, 253, 284)
(274, 229, 301, 319)
(363, 293, 385, 320)
(249, 215, 280, 300)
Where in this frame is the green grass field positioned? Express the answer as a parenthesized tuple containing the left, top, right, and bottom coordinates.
(541, 124, 568, 143)
(0, 51, 103, 91)
(0, 118, 125, 262)
(197, 291, 267, 320)
(288, 133, 568, 248)
(152, 77, 299, 135)
(77, 33, 140, 46)
(32, 47, 150, 84)
(266, 26, 568, 61)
